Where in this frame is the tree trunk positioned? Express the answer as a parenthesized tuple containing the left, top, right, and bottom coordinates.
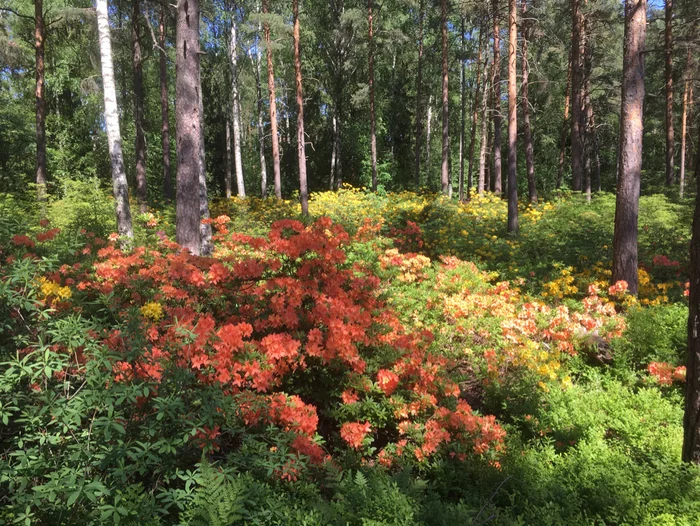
(570, 0, 584, 192)
(521, 0, 536, 204)
(175, 0, 205, 254)
(414, 0, 425, 188)
(492, 0, 502, 195)
(263, 0, 282, 199)
(583, 7, 592, 202)
(683, 116, 700, 463)
(507, 0, 518, 232)
(35, 0, 47, 207)
(368, 0, 378, 192)
(293, 0, 308, 216)
(426, 95, 433, 183)
(469, 23, 485, 200)
(440, 0, 450, 195)
(197, 58, 212, 256)
(665, 0, 674, 186)
(96, 0, 133, 240)
(131, 0, 147, 213)
(253, 21, 268, 197)
(159, 6, 173, 200)
(225, 117, 232, 198)
(459, 19, 467, 201)
(229, 16, 245, 197)
(478, 75, 490, 195)
(680, 71, 691, 198)
(612, 0, 646, 295)
(556, 51, 572, 189)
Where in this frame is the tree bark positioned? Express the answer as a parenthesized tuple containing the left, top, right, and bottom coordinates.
(426, 95, 433, 183)
(225, 117, 232, 198)
(521, 0, 536, 204)
(414, 0, 425, 188)
(197, 54, 212, 256)
(570, 0, 584, 191)
(683, 115, 700, 463)
(96, 0, 133, 241)
(478, 74, 490, 195)
(253, 20, 268, 197)
(469, 23, 485, 200)
(159, 6, 173, 200)
(680, 68, 691, 198)
(665, 0, 674, 186)
(492, 0, 502, 194)
(293, 0, 308, 216)
(556, 51, 572, 189)
(263, 0, 282, 199)
(459, 19, 467, 201)
(175, 0, 205, 255)
(612, 0, 646, 295)
(229, 15, 245, 197)
(507, 0, 518, 232)
(35, 0, 47, 207)
(368, 0, 378, 192)
(583, 6, 592, 202)
(440, 0, 450, 195)
(132, 0, 147, 213)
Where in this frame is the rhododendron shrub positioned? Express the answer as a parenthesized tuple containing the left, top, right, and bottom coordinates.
(59, 217, 505, 474)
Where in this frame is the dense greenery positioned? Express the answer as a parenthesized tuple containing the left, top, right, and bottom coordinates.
(1, 186, 698, 525)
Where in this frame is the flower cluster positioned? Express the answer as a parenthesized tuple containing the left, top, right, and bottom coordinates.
(647, 362, 686, 385)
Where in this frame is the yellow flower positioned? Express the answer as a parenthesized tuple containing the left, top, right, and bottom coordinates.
(141, 302, 164, 322)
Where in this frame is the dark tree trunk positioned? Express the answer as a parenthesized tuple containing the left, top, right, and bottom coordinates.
(492, 0, 502, 194)
(132, 0, 147, 212)
(440, 0, 450, 195)
(175, 0, 204, 254)
(680, 53, 692, 197)
(683, 120, 700, 463)
(459, 18, 467, 201)
(468, 22, 485, 200)
(159, 6, 173, 200)
(414, 0, 425, 188)
(521, 0, 536, 204)
(35, 0, 47, 207)
(263, 0, 282, 199)
(556, 52, 572, 189)
(368, 0, 378, 192)
(583, 8, 592, 202)
(570, 0, 584, 191)
(665, 0, 674, 186)
(612, 0, 646, 295)
(225, 117, 232, 199)
(293, 0, 308, 215)
(507, 0, 518, 232)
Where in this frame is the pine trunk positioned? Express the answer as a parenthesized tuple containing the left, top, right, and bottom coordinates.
(507, 0, 518, 232)
(175, 0, 205, 254)
(680, 72, 691, 198)
(468, 23, 485, 200)
(414, 0, 425, 188)
(612, 0, 646, 295)
(440, 0, 450, 195)
(683, 114, 700, 463)
(96, 0, 133, 241)
(293, 0, 308, 216)
(225, 117, 232, 198)
(459, 19, 467, 201)
(521, 0, 536, 204)
(35, 0, 47, 206)
(556, 52, 572, 189)
(492, 0, 502, 195)
(159, 6, 173, 200)
(131, 0, 147, 212)
(253, 22, 268, 197)
(263, 0, 282, 199)
(368, 0, 378, 192)
(665, 0, 674, 186)
(570, 0, 584, 191)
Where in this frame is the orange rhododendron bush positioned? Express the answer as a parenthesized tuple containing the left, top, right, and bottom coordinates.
(39, 216, 506, 474)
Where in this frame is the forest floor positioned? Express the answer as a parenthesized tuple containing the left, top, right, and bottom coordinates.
(1, 185, 698, 525)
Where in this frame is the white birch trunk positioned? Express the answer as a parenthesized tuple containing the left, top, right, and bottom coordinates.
(96, 0, 133, 240)
(229, 19, 245, 197)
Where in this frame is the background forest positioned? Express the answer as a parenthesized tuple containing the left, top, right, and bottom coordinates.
(2, 0, 700, 524)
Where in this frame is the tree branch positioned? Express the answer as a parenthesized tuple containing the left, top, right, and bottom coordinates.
(0, 7, 35, 22)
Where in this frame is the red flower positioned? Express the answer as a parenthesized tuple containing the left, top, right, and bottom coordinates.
(340, 421, 372, 449)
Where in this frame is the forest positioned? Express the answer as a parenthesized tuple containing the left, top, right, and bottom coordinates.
(1, 0, 700, 523)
